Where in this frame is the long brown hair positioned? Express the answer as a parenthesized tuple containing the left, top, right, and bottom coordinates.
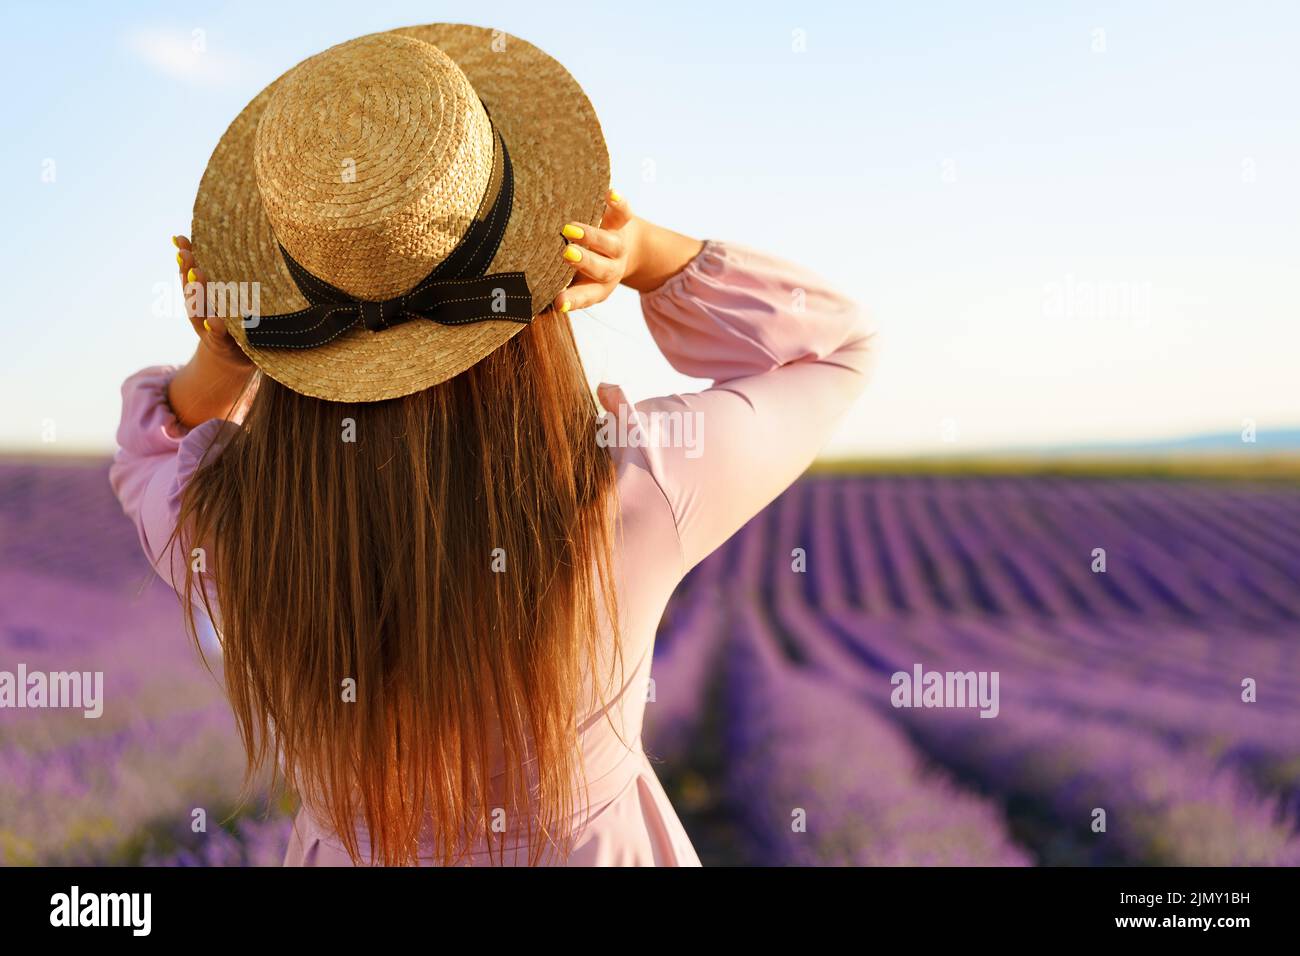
(177, 310, 620, 865)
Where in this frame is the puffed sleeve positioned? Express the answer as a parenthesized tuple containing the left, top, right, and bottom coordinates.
(108, 366, 236, 591)
(600, 240, 877, 572)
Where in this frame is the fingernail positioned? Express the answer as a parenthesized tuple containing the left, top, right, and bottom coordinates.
(609, 189, 623, 204)
(562, 223, 585, 240)
(171, 236, 180, 249)
(559, 299, 571, 313)
(203, 319, 212, 332)
(176, 252, 184, 267)
(563, 245, 582, 263)
(187, 268, 197, 284)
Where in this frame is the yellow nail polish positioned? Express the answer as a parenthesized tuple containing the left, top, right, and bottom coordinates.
(563, 245, 582, 263)
(609, 189, 623, 204)
(171, 236, 180, 249)
(203, 319, 212, 332)
(562, 223, 585, 240)
(187, 268, 196, 284)
(559, 299, 571, 313)
(176, 252, 184, 267)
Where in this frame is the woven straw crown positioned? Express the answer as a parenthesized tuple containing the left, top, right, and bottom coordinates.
(192, 24, 609, 402)
(255, 35, 497, 301)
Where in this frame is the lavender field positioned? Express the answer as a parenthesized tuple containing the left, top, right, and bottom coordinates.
(0, 460, 292, 865)
(2, 458, 1298, 865)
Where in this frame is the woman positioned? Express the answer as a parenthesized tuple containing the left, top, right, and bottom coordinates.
(112, 24, 875, 866)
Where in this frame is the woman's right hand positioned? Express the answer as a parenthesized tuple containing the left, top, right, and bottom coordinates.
(552, 190, 636, 314)
(552, 190, 703, 313)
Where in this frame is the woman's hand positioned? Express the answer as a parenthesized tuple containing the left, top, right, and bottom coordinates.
(166, 235, 256, 429)
(174, 236, 255, 372)
(552, 190, 704, 313)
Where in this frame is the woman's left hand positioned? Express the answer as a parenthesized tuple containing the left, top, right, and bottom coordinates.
(167, 235, 256, 428)
(174, 235, 255, 372)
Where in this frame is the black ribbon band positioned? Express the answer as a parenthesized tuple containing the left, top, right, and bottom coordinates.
(245, 120, 532, 349)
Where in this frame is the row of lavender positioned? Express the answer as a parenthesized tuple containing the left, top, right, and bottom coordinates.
(644, 474, 1300, 865)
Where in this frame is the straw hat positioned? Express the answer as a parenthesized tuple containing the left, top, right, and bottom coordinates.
(191, 24, 609, 402)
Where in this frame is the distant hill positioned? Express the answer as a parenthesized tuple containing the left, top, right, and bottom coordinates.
(817, 428, 1300, 480)
(1045, 428, 1300, 455)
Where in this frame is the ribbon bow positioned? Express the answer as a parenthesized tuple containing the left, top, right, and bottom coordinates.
(245, 122, 532, 349)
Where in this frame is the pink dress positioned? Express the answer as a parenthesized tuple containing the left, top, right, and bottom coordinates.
(110, 239, 877, 866)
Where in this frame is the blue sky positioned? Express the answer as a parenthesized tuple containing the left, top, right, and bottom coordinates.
(2, 1, 1297, 455)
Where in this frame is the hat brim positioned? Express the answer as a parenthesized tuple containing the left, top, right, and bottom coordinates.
(191, 23, 609, 402)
